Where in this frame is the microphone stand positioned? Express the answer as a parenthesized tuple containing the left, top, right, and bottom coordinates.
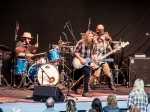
(65, 22, 76, 81)
(88, 18, 91, 30)
(39, 66, 51, 85)
(66, 22, 77, 44)
(62, 33, 75, 100)
(14, 21, 19, 41)
(122, 61, 137, 87)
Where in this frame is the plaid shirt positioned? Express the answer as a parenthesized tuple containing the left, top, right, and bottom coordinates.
(127, 90, 148, 112)
(97, 40, 112, 55)
(74, 39, 97, 58)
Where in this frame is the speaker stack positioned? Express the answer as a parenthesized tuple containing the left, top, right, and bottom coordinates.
(33, 86, 65, 102)
(128, 57, 150, 86)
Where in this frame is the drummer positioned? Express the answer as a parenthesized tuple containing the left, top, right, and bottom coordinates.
(16, 32, 38, 63)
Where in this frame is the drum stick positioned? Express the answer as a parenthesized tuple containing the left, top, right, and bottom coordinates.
(37, 34, 38, 44)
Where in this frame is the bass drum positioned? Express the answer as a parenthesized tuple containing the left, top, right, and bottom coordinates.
(37, 63, 59, 85)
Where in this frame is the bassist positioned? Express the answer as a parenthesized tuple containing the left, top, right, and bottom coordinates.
(88, 24, 116, 90)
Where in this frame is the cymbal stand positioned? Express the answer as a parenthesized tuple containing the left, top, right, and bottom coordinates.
(0, 50, 11, 89)
(113, 65, 120, 88)
(33, 60, 39, 85)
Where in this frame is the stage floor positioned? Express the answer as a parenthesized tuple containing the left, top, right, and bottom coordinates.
(0, 85, 150, 102)
(0, 85, 150, 112)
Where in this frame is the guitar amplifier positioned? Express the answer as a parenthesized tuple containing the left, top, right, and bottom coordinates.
(128, 57, 150, 86)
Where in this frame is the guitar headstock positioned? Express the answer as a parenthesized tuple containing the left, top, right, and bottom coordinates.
(121, 41, 129, 48)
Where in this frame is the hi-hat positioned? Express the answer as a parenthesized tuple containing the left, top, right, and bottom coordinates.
(15, 45, 37, 52)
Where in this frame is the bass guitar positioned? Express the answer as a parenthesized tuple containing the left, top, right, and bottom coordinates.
(72, 41, 129, 69)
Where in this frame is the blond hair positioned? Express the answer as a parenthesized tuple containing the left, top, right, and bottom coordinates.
(107, 94, 118, 108)
(133, 78, 146, 101)
(130, 104, 140, 112)
(84, 30, 96, 48)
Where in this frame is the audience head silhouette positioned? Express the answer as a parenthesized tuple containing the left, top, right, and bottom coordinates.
(66, 99, 78, 112)
(46, 97, 55, 108)
(107, 94, 118, 108)
(91, 98, 103, 112)
(11, 107, 21, 112)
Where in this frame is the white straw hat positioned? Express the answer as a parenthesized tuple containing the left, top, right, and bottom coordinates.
(21, 32, 33, 38)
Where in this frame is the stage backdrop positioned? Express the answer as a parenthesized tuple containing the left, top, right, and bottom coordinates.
(0, 0, 150, 65)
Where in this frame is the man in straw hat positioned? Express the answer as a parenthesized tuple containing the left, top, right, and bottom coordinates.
(16, 32, 38, 58)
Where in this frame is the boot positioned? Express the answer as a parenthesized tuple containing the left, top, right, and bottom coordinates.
(108, 77, 116, 91)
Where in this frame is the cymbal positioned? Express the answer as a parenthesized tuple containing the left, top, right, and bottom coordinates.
(0, 45, 11, 51)
(15, 45, 37, 52)
(59, 42, 71, 45)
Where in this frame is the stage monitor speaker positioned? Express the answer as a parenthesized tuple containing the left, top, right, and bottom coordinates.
(128, 57, 150, 86)
(33, 86, 65, 102)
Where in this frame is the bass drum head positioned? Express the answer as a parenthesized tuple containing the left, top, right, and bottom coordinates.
(37, 63, 59, 85)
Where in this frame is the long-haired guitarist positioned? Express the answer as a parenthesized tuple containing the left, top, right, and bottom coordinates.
(88, 24, 116, 91)
(71, 30, 97, 97)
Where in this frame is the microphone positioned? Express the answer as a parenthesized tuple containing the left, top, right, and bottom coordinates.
(146, 33, 150, 36)
(62, 32, 67, 36)
(64, 21, 68, 29)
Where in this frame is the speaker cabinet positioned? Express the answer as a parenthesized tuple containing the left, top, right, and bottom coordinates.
(129, 57, 150, 86)
(33, 86, 65, 102)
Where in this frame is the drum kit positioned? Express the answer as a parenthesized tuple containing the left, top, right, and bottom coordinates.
(12, 41, 74, 89)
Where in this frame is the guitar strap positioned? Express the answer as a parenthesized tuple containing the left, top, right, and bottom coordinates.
(90, 44, 94, 58)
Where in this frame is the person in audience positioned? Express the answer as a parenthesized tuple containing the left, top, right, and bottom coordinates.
(11, 107, 21, 112)
(127, 78, 148, 112)
(0, 108, 3, 112)
(91, 98, 103, 112)
(42, 97, 59, 112)
(128, 104, 140, 112)
(103, 94, 119, 112)
(66, 99, 78, 112)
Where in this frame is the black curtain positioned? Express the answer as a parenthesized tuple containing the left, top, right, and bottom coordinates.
(0, 0, 150, 76)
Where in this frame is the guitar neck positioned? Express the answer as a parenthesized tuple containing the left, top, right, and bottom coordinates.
(99, 49, 116, 60)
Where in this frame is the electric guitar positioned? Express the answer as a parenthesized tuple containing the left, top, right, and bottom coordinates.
(72, 41, 129, 69)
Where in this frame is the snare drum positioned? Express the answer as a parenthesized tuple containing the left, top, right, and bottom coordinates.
(47, 49, 60, 62)
(14, 59, 28, 74)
